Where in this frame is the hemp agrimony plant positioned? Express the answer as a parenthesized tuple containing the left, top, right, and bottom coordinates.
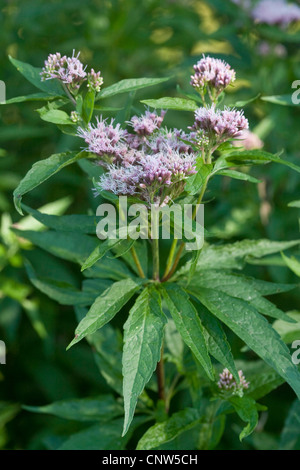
(8, 50, 300, 449)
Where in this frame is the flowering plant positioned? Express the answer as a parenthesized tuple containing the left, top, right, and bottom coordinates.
(7, 51, 300, 449)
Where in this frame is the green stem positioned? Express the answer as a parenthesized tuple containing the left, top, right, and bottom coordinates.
(130, 246, 145, 278)
(156, 346, 165, 403)
(162, 238, 178, 280)
(162, 174, 210, 282)
(152, 237, 160, 281)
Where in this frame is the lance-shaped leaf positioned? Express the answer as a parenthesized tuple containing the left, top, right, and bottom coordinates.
(68, 278, 141, 349)
(140, 97, 198, 112)
(195, 302, 239, 382)
(194, 288, 300, 400)
(96, 77, 170, 100)
(279, 400, 300, 450)
(122, 287, 166, 435)
(13, 151, 89, 214)
(162, 284, 214, 380)
(137, 408, 202, 450)
(23, 395, 123, 422)
(224, 149, 300, 174)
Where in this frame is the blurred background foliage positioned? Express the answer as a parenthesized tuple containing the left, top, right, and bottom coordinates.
(0, 0, 299, 449)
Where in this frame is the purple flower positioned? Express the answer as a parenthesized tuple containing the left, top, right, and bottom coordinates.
(148, 128, 197, 154)
(218, 368, 250, 395)
(97, 149, 197, 204)
(127, 109, 166, 136)
(87, 68, 104, 93)
(252, 0, 300, 26)
(193, 105, 249, 143)
(40, 51, 87, 91)
(191, 55, 236, 100)
(77, 116, 127, 161)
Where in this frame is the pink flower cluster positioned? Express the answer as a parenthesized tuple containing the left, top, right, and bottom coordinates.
(127, 109, 166, 136)
(77, 117, 127, 160)
(191, 55, 236, 100)
(252, 0, 300, 26)
(218, 368, 250, 394)
(41, 51, 103, 93)
(193, 106, 249, 145)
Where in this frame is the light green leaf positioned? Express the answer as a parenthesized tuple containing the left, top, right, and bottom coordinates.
(162, 284, 214, 380)
(185, 162, 213, 195)
(23, 395, 123, 422)
(68, 278, 141, 349)
(40, 109, 73, 125)
(282, 252, 300, 277)
(288, 200, 300, 208)
(97, 77, 170, 100)
(13, 151, 89, 214)
(137, 408, 202, 450)
(82, 90, 96, 124)
(194, 288, 300, 400)
(261, 94, 298, 107)
(216, 169, 261, 184)
(140, 97, 198, 112)
(122, 287, 166, 435)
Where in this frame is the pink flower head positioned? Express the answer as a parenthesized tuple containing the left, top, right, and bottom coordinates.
(40, 50, 87, 91)
(218, 368, 250, 395)
(127, 109, 166, 136)
(77, 116, 127, 160)
(193, 105, 249, 143)
(252, 0, 300, 26)
(87, 68, 104, 93)
(191, 55, 236, 96)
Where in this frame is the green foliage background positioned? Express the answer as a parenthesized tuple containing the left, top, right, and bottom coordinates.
(0, 0, 299, 450)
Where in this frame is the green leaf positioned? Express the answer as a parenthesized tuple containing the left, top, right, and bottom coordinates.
(58, 416, 146, 450)
(25, 262, 96, 306)
(23, 395, 123, 422)
(1, 93, 61, 105)
(279, 400, 300, 450)
(187, 270, 295, 323)
(229, 396, 258, 441)
(122, 287, 166, 435)
(0, 402, 20, 428)
(216, 169, 261, 184)
(21, 204, 100, 234)
(261, 94, 298, 107)
(140, 97, 198, 112)
(177, 239, 300, 273)
(196, 302, 239, 382)
(225, 149, 300, 174)
(96, 77, 170, 100)
(9, 56, 64, 96)
(13, 229, 98, 265)
(288, 200, 300, 208)
(229, 94, 260, 108)
(282, 252, 300, 277)
(40, 109, 73, 125)
(13, 151, 89, 214)
(82, 90, 96, 124)
(81, 234, 127, 272)
(68, 278, 141, 349)
(162, 284, 214, 380)
(185, 162, 213, 195)
(194, 288, 300, 400)
(137, 408, 202, 450)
